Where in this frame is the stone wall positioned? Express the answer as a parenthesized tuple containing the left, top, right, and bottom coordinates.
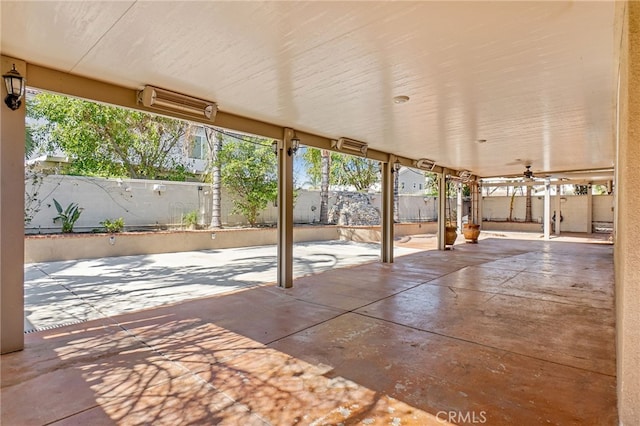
(328, 192, 380, 225)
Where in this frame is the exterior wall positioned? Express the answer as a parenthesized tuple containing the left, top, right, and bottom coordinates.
(397, 168, 426, 194)
(482, 194, 613, 233)
(0, 56, 26, 353)
(557, 195, 589, 233)
(616, 3, 640, 423)
(26, 175, 612, 234)
(26, 176, 202, 232)
(593, 194, 615, 222)
(25, 222, 434, 263)
(481, 222, 542, 232)
(25, 175, 443, 233)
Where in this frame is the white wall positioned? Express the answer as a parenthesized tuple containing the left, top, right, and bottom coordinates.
(26, 175, 612, 234)
(26, 175, 202, 232)
(482, 194, 614, 232)
(593, 194, 615, 222)
(25, 175, 443, 233)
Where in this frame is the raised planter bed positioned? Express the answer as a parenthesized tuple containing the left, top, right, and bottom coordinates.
(25, 222, 438, 263)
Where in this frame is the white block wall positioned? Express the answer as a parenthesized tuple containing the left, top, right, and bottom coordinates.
(482, 194, 614, 232)
(25, 175, 445, 233)
(26, 175, 613, 234)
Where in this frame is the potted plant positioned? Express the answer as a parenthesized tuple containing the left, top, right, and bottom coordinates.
(445, 180, 457, 246)
(445, 222, 458, 246)
(462, 222, 480, 243)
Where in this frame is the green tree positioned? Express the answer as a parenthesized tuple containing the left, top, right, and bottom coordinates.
(332, 155, 379, 191)
(25, 125, 36, 158)
(303, 149, 379, 192)
(574, 184, 589, 195)
(27, 92, 189, 179)
(218, 136, 277, 226)
(425, 172, 439, 196)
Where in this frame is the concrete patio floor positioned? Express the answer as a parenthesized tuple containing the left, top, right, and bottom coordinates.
(2, 233, 616, 425)
(23, 240, 423, 333)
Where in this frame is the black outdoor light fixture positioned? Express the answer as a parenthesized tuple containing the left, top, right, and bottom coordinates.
(272, 132, 299, 157)
(271, 140, 280, 156)
(391, 158, 402, 173)
(3, 64, 25, 111)
(288, 133, 300, 156)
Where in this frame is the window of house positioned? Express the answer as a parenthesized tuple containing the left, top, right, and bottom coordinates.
(401, 182, 405, 190)
(190, 134, 207, 160)
(419, 183, 423, 190)
(412, 183, 417, 189)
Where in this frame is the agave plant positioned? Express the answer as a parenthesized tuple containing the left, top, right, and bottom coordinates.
(52, 199, 82, 233)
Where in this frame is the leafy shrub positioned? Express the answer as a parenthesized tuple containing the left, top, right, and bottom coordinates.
(183, 211, 198, 228)
(101, 217, 125, 233)
(52, 199, 82, 233)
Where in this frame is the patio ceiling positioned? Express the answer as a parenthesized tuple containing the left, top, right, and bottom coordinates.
(1, 1, 620, 178)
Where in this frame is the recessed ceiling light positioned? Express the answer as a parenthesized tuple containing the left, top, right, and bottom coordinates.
(393, 95, 410, 104)
(476, 139, 487, 144)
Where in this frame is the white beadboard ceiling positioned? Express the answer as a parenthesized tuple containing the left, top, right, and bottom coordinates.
(1, 1, 619, 178)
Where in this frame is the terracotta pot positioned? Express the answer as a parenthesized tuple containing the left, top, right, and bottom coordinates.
(463, 223, 481, 243)
(445, 226, 458, 246)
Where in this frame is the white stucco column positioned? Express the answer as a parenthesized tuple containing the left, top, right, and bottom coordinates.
(543, 178, 551, 240)
(587, 183, 593, 234)
(555, 185, 561, 235)
(437, 173, 446, 250)
(381, 159, 394, 263)
(477, 181, 483, 229)
(277, 128, 294, 288)
(456, 182, 463, 231)
(1, 56, 26, 354)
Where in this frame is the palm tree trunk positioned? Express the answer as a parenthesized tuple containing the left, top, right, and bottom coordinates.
(319, 149, 330, 224)
(394, 168, 399, 222)
(210, 131, 222, 228)
(525, 185, 532, 222)
(508, 187, 516, 222)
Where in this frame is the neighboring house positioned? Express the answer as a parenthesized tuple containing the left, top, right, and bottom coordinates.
(185, 126, 209, 174)
(26, 88, 210, 177)
(397, 167, 425, 194)
(25, 155, 71, 174)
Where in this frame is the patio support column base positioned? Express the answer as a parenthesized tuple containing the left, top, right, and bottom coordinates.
(277, 128, 294, 288)
(456, 182, 463, 231)
(1, 56, 25, 354)
(437, 171, 447, 250)
(587, 183, 593, 234)
(543, 179, 551, 240)
(555, 185, 561, 235)
(381, 158, 394, 263)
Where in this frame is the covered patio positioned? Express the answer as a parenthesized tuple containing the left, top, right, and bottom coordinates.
(2, 234, 616, 424)
(1, 1, 638, 424)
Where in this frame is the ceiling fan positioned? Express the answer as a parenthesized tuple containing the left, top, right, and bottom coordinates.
(523, 165, 535, 180)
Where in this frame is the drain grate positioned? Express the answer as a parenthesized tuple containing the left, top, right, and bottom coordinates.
(24, 319, 88, 334)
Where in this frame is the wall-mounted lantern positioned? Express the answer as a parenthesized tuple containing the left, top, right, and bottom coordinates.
(3, 64, 25, 110)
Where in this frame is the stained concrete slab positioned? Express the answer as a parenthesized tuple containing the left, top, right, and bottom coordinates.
(24, 240, 422, 332)
(5, 233, 615, 425)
